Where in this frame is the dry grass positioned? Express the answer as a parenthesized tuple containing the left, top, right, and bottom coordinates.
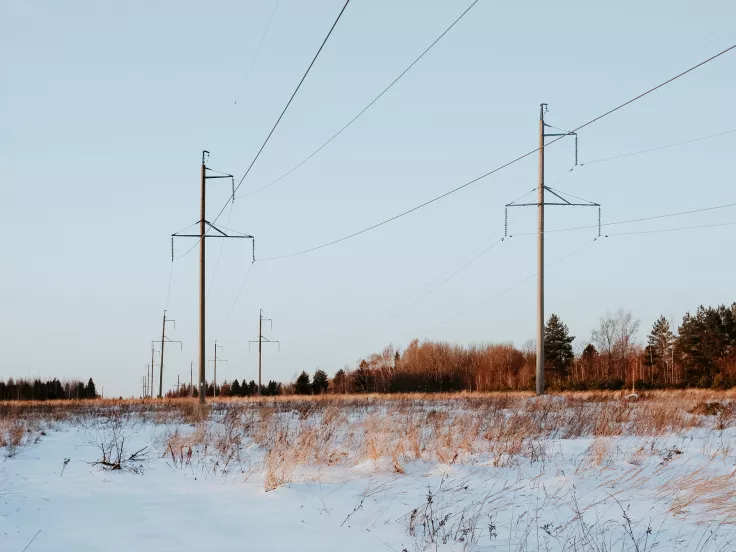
(4, 390, 736, 548)
(3, 389, 736, 480)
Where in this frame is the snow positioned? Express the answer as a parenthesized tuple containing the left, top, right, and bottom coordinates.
(2, 402, 735, 551)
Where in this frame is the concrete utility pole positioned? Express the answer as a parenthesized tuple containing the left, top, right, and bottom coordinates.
(249, 310, 280, 395)
(504, 104, 600, 395)
(208, 346, 227, 399)
(145, 365, 151, 399)
(536, 104, 546, 396)
(150, 347, 157, 398)
(199, 157, 206, 403)
(159, 310, 177, 398)
(152, 335, 180, 399)
(212, 341, 224, 397)
(171, 151, 254, 405)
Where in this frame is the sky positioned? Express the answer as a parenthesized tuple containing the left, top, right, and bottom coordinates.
(2, 0, 735, 397)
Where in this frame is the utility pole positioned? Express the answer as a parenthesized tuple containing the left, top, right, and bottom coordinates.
(208, 344, 227, 399)
(504, 104, 600, 395)
(171, 151, 255, 405)
(213, 341, 223, 397)
(142, 375, 146, 398)
(536, 104, 545, 397)
(190, 361, 194, 397)
(158, 310, 177, 398)
(151, 337, 180, 399)
(249, 309, 280, 395)
(145, 365, 150, 398)
(150, 346, 157, 398)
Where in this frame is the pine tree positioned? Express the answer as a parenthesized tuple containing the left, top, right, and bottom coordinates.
(544, 314, 575, 380)
(645, 315, 675, 384)
(312, 369, 329, 394)
(677, 304, 736, 387)
(231, 379, 241, 397)
(266, 380, 279, 396)
(86, 378, 97, 399)
(295, 371, 312, 395)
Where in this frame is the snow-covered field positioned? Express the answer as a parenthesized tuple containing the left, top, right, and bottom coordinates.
(2, 392, 736, 551)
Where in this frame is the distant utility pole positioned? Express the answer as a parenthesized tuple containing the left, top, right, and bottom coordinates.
(504, 104, 600, 396)
(171, 151, 255, 405)
(249, 309, 280, 395)
(145, 365, 151, 398)
(142, 375, 147, 398)
(150, 346, 159, 399)
(208, 342, 227, 398)
(157, 310, 181, 399)
(190, 361, 194, 397)
(151, 336, 181, 399)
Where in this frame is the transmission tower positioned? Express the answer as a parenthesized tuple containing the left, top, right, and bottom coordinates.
(504, 104, 601, 395)
(249, 309, 280, 395)
(171, 151, 255, 405)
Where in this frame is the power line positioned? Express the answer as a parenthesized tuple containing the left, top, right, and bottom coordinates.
(206, 200, 235, 301)
(361, 205, 531, 333)
(509, 202, 736, 236)
(365, 237, 504, 333)
(580, 128, 736, 165)
(222, 260, 256, 326)
(210, 0, 352, 230)
(164, 261, 174, 310)
(606, 220, 736, 236)
(221, 0, 350, 210)
(420, 238, 597, 335)
(238, 0, 281, 96)
(237, 0, 483, 200)
(257, 43, 736, 261)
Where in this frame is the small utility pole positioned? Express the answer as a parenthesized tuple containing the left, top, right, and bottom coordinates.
(151, 337, 180, 399)
(171, 151, 255, 405)
(504, 104, 600, 395)
(150, 346, 157, 398)
(208, 344, 227, 399)
(158, 310, 178, 398)
(190, 361, 194, 397)
(142, 375, 146, 398)
(214, 341, 223, 397)
(249, 309, 280, 395)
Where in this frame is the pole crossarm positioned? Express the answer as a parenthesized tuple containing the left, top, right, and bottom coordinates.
(172, 222, 255, 261)
(161, 337, 183, 350)
(248, 338, 280, 352)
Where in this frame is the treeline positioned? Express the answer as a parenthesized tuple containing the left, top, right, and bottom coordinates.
(164, 379, 282, 398)
(0, 378, 98, 401)
(320, 302, 736, 393)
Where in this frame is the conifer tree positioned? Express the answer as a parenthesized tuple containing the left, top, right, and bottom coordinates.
(295, 371, 312, 395)
(312, 369, 329, 394)
(544, 314, 575, 379)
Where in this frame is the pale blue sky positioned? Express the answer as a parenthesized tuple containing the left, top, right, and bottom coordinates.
(2, 0, 735, 397)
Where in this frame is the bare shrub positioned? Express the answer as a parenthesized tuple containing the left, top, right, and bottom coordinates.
(90, 418, 149, 474)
